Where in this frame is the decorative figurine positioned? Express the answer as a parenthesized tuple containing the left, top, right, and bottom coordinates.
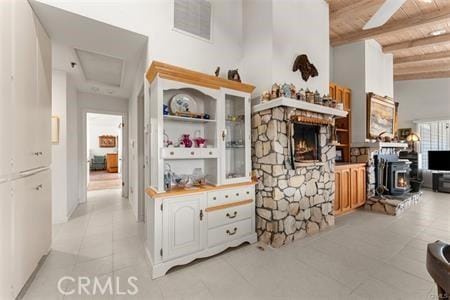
(203, 113, 210, 120)
(314, 90, 321, 105)
(261, 90, 271, 102)
(289, 83, 297, 99)
(214, 66, 220, 77)
(305, 88, 314, 103)
(296, 88, 306, 101)
(292, 54, 319, 82)
(281, 83, 291, 98)
(271, 83, 280, 99)
(180, 134, 193, 148)
(228, 69, 241, 82)
(163, 130, 173, 147)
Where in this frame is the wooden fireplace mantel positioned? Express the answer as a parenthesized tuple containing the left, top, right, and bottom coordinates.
(252, 97, 348, 118)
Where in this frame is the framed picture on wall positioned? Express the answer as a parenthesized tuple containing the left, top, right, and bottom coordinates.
(366, 93, 397, 139)
(398, 128, 412, 141)
(99, 135, 116, 148)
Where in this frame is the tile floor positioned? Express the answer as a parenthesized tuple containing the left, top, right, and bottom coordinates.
(23, 189, 449, 299)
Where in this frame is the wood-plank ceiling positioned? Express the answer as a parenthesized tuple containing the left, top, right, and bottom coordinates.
(329, 0, 450, 81)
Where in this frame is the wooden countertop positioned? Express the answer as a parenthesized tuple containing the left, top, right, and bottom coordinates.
(146, 181, 256, 199)
(335, 162, 366, 169)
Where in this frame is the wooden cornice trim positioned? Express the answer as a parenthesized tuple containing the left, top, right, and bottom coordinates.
(330, 0, 383, 25)
(331, 7, 450, 47)
(394, 70, 450, 81)
(146, 61, 255, 93)
(394, 51, 450, 65)
(383, 33, 450, 53)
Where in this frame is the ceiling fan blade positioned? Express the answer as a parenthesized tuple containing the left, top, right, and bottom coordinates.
(363, 0, 406, 30)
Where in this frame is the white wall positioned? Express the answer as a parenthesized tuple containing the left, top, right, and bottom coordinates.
(87, 117, 121, 159)
(332, 40, 394, 143)
(51, 70, 68, 224)
(333, 41, 366, 144)
(66, 76, 78, 217)
(242, 0, 330, 96)
(36, 0, 244, 76)
(365, 40, 393, 98)
(395, 78, 450, 128)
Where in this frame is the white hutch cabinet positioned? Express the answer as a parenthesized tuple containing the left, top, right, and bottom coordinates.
(144, 62, 257, 278)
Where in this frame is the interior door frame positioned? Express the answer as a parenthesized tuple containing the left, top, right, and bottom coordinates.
(137, 85, 145, 221)
(80, 109, 128, 203)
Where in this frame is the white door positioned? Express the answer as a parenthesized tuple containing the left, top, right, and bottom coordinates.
(12, 0, 39, 173)
(35, 17, 52, 168)
(0, 0, 13, 178)
(0, 181, 13, 300)
(162, 194, 206, 261)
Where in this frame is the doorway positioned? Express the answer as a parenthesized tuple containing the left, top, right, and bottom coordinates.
(86, 113, 123, 194)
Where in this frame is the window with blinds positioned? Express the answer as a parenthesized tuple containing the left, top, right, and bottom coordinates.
(174, 0, 212, 41)
(418, 120, 450, 169)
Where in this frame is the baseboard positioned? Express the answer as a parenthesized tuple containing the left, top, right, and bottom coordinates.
(67, 201, 79, 220)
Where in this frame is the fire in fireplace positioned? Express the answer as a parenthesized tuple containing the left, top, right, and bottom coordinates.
(293, 123, 321, 162)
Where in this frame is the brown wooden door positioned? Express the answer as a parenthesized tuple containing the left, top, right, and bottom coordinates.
(340, 169, 351, 213)
(343, 88, 351, 111)
(336, 87, 344, 103)
(329, 83, 336, 100)
(356, 167, 366, 207)
(334, 170, 342, 214)
(350, 167, 358, 208)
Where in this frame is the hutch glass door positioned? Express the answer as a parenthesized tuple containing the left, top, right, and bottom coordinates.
(224, 93, 249, 183)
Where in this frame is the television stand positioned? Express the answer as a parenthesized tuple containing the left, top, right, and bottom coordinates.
(432, 172, 450, 193)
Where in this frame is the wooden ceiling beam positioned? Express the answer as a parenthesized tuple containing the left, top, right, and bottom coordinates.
(395, 62, 450, 74)
(394, 50, 450, 65)
(331, 6, 450, 47)
(383, 33, 450, 53)
(330, 0, 383, 24)
(394, 70, 450, 81)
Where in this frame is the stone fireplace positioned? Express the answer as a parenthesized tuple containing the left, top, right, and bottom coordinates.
(252, 106, 337, 247)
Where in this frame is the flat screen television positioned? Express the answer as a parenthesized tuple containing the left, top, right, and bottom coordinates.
(428, 151, 450, 171)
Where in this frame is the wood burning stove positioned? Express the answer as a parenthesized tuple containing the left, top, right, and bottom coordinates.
(292, 123, 321, 162)
(374, 154, 411, 196)
(388, 161, 411, 196)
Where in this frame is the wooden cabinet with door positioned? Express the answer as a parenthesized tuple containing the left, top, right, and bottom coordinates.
(330, 82, 351, 162)
(335, 163, 366, 216)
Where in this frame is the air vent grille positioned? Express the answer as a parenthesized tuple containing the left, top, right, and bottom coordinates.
(174, 0, 212, 41)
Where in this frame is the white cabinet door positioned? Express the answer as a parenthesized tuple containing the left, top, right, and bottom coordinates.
(35, 18, 52, 167)
(220, 89, 252, 185)
(0, 181, 13, 300)
(12, 175, 37, 297)
(162, 194, 206, 261)
(12, 0, 39, 173)
(0, 1, 13, 177)
(33, 169, 52, 257)
(12, 169, 51, 297)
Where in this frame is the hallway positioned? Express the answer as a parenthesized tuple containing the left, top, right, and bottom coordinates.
(23, 189, 449, 299)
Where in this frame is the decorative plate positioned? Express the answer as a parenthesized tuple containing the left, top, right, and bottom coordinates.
(169, 94, 197, 114)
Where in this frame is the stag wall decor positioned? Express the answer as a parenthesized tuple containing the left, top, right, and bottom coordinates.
(292, 54, 318, 82)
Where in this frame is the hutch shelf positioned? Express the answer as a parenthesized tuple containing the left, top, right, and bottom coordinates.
(144, 61, 257, 278)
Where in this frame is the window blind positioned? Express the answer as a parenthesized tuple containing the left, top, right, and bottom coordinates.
(418, 120, 450, 169)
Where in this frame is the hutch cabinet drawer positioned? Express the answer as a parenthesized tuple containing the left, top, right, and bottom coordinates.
(207, 218, 252, 247)
(161, 148, 219, 159)
(207, 203, 252, 229)
(207, 186, 254, 206)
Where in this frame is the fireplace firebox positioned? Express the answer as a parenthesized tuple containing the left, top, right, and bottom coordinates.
(293, 123, 321, 162)
(388, 161, 411, 196)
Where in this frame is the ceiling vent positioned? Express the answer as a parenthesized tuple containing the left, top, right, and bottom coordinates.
(174, 0, 212, 41)
(75, 49, 124, 87)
